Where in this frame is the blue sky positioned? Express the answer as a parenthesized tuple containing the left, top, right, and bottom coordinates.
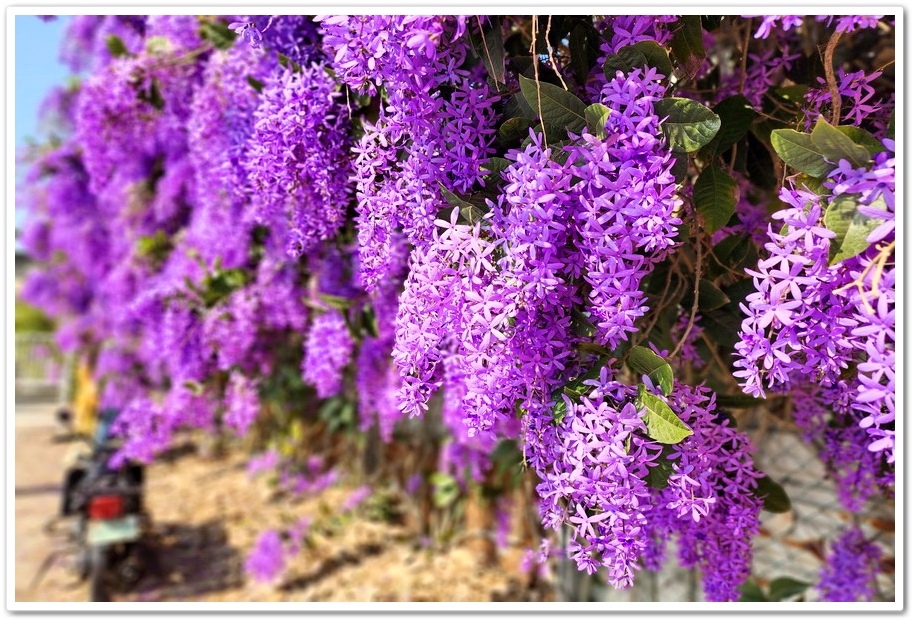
(14, 15, 71, 243)
(15, 15, 72, 148)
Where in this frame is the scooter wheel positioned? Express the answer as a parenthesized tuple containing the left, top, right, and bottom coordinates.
(88, 545, 111, 602)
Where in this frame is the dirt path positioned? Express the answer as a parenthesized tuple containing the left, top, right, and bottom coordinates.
(14, 404, 554, 604)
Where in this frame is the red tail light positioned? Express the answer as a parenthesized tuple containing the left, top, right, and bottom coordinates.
(88, 495, 124, 520)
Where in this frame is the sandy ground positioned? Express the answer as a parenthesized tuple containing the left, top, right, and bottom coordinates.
(13, 402, 554, 605)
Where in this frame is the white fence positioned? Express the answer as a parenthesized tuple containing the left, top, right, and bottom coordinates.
(14, 332, 71, 403)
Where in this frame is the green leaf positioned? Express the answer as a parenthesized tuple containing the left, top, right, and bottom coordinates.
(439, 185, 489, 225)
(571, 308, 597, 338)
(636, 385, 693, 444)
(518, 76, 587, 142)
(694, 165, 738, 234)
(738, 579, 770, 602)
(198, 19, 237, 50)
(774, 84, 810, 104)
(318, 293, 353, 311)
(770, 129, 833, 177)
(887, 108, 895, 140)
(671, 151, 689, 183)
(794, 174, 830, 196)
(567, 19, 601, 86)
(629, 41, 673, 77)
(701, 15, 724, 31)
(836, 125, 885, 156)
(644, 457, 677, 490)
(810, 116, 871, 169)
(361, 306, 379, 339)
(106, 35, 129, 58)
(551, 395, 569, 425)
(700, 95, 756, 159)
(696, 278, 731, 310)
(484, 157, 513, 176)
(754, 474, 791, 513)
(768, 577, 812, 601)
(823, 193, 885, 264)
(715, 394, 767, 409)
(669, 15, 705, 79)
(430, 472, 461, 508)
(247, 75, 265, 93)
(471, 19, 506, 85)
(498, 117, 533, 146)
(654, 98, 721, 153)
(627, 346, 674, 396)
(584, 103, 611, 139)
(603, 48, 648, 79)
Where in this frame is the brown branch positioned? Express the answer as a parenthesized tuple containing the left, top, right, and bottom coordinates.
(823, 29, 844, 125)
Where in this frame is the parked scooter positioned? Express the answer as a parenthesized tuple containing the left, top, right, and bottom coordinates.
(56, 408, 149, 601)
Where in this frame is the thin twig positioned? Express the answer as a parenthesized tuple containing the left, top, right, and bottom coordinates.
(823, 29, 844, 125)
(545, 16, 569, 91)
(670, 227, 704, 360)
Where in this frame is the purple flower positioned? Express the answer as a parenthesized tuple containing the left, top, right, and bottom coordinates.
(228, 21, 263, 48)
(817, 526, 883, 601)
(244, 530, 286, 583)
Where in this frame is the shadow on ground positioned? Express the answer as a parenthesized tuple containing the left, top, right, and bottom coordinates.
(121, 519, 244, 601)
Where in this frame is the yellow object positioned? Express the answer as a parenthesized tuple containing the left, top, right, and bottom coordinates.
(72, 358, 98, 437)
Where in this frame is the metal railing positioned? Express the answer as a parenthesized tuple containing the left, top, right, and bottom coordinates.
(14, 332, 71, 404)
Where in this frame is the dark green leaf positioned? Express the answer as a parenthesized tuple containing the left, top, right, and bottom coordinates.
(106, 35, 129, 58)
(644, 457, 677, 490)
(636, 385, 693, 444)
(768, 577, 812, 601)
(738, 579, 769, 602)
(439, 185, 489, 225)
(754, 474, 791, 513)
(471, 18, 506, 85)
(584, 103, 611, 139)
(498, 117, 533, 146)
(654, 98, 721, 153)
(571, 308, 597, 338)
(836, 125, 885, 156)
(774, 84, 810, 104)
(199, 19, 237, 50)
(567, 20, 601, 86)
(770, 129, 833, 176)
(247, 76, 265, 93)
(700, 95, 756, 159)
(810, 116, 871, 169)
(484, 157, 513, 176)
(669, 15, 705, 79)
(715, 394, 768, 409)
(629, 41, 673, 77)
(361, 306, 379, 339)
(823, 193, 885, 264)
(701, 16, 724, 31)
(628, 346, 674, 396)
(696, 278, 730, 310)
(518, 76, 587, 142)
(671, 151, 689, 183)
(603, 48, 648, 79)
(887, 108, 895, 140)
(694, 165, 738, 233)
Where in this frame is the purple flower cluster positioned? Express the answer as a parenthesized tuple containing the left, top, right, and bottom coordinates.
(301, 310, 354, 399)
(244, 530, 286, 583)
(573, 66, 682, 350)
(224, 371, 260, 435)
(242, 63, 352, 258)
(816, 526, 882, 601)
